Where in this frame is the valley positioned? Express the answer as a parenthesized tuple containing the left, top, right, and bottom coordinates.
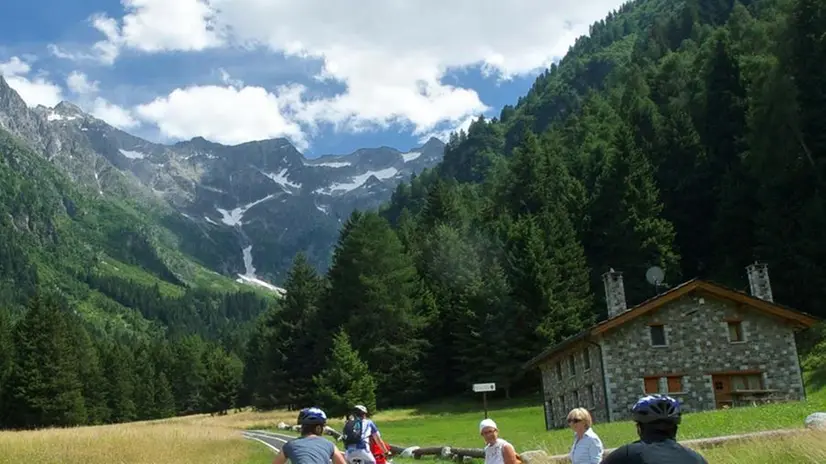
(2, 0, 826, 461)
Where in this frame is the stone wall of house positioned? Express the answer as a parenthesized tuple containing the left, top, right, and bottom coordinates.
(538, 341, 608, 429)
(600, 292, 806, 422)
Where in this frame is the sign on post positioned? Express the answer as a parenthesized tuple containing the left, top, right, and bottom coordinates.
(473, 383, 496, 418)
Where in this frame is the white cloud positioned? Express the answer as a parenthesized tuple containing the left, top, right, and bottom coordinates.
(64, 71, 138, 129)
(419, 115, 478, 145)
(91, 97, 139, 129)
(0, 56, 64, 107)
(134, 84, 307, 149)
(218, 68, 244, 87)
(66, 0, 624, 145)
(66, 71, 99, 94)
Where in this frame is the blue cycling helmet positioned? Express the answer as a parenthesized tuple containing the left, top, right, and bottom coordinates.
(297, 407, 327, 425)
(631, 394, 681, 424)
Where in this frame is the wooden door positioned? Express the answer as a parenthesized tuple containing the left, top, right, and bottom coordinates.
(711, 375, 733, 408)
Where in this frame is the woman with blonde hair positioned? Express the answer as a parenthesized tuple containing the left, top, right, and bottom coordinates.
(567, 408, 603, 464)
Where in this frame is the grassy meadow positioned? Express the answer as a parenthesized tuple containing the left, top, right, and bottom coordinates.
(1, 381, 824, 463)
(0, 415, 274, 464)
(260, 386, 826, 456)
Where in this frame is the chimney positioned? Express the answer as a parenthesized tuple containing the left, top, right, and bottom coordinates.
(602, 268, 627, 318)
(746, 262, 773, 302)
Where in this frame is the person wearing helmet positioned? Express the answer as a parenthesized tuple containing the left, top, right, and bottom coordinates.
(273, 407, 347, 464)
(342, 405, 389, 464)
(601, 395, 708, 464)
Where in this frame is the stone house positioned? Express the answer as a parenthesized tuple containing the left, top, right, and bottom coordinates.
(523, 262, 819, 430)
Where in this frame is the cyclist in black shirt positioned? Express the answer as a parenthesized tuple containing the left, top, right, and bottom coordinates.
(602, 394, 708, 464)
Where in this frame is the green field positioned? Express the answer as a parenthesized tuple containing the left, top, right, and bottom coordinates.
(267, 384, 826, 458)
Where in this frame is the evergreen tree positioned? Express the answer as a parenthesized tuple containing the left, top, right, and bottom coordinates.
(0, 310, 13, 417)
(102, 342, 137, 423)
(702, 34, 757, 281)
(154, 372, 177, 418)
(276, 253, 327, 408)
(585, 123, 680, 308)
(203, 346, 243, 414)
(71, 327, 109, 424)
(313, 329, 377, 418)
(326, 212, 429, 406)
(5, 295, 86, 428)
(132, 344, 158, 421)
(169, 335, 208, 414)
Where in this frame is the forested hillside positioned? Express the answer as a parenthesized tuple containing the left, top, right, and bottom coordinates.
(0, 126, 277, 428)
(242, 0, 826, 412)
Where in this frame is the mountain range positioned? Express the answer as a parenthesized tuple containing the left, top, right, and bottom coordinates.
(0, 74, 445, 293)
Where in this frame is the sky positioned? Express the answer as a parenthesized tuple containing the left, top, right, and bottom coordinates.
(0, 0, 626, 158)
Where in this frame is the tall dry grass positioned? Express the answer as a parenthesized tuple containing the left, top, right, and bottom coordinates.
(159, 407, 299, 431)
(0, 420, 272, 464)
(697, 429, 826, 463)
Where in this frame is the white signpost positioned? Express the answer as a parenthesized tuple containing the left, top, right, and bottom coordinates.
(473, 383, 496, 418)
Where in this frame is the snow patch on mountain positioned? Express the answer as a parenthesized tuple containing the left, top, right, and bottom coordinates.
(402, 151, 421, 162)
(314, 167, 399, 195)
(312, 161, 350, 168)
(47, 112, 79, 122)
(263, 168, 301, 190)
(119, 149, 146, 159)
(216, 194, 276, 226)
(236, 245, 285, 295)
(94, 170, 103, 195)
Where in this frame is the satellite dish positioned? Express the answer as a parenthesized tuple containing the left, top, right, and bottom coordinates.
(646, 266, 665, 286)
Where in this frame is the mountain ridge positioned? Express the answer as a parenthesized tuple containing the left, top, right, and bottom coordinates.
(0, 74, 446, 290)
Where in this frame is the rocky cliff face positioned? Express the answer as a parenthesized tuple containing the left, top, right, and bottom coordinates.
(0, 75, 445, 290)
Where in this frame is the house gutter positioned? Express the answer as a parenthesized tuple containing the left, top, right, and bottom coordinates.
(587, 338, 612, 423)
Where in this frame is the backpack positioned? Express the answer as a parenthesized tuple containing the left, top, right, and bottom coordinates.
(342, 418, 363, 446)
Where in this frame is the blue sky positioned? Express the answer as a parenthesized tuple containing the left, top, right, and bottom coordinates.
(0, 0, 622, 158)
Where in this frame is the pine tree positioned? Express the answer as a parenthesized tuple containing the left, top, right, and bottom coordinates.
(789, 0, 826, 160)
(203, 346, 243, 415)
(0, 309, 13, 417)
(102, 342, 137, 423)
(70, 325, 109, 424)
(6, 295, 86, 428)
(154, 372, 177, 418)
(655, 110, 715, 277)
(132, 345, 158, 421)
(326, 212, 429, 406)
(277, 253, 327, 408)
(313, 329, 376, 418)
(169, 335, 208, 414)
(420, 223, 483, 395)
(497, 130, 594, 340)
(702, 34, 757, 282)
(585, 123, 679, 308)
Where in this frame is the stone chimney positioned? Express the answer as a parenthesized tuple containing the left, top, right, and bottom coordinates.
(602, 268, 627, 318)
(746, 262, 773, 302)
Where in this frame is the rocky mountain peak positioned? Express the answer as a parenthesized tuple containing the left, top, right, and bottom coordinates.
(0, 78, 447, 291)
(53, 101, 85, 117)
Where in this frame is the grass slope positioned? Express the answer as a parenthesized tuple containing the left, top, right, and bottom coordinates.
(0, 384, 823, 464)
(252, 383, 825, 459)
(0, 126, 278, 339)
(373, 388, 826, 454)
(0, 418, 272, 464)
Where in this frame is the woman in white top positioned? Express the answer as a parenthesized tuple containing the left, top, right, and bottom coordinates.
(567, 408, 603, 464)
(479, 419, 519, 464)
